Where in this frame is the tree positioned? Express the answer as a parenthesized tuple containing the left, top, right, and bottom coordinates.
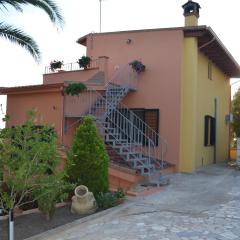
(0, 0, 64, 62)
(232, 88, 240, 138)
(66, 115, 109, 195)
(0, 111, 71, 218)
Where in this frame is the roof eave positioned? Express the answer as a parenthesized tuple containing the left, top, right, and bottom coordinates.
(0, 83, 64, 95)
(77, 34, 88, 46)
(184, 26, 240, 78)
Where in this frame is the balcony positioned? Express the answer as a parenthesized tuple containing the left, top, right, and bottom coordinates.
(43, 56, 109, 85)
(44, 59, 99, 74)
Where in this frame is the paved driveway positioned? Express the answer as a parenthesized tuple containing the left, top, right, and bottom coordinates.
(28, 164, 240, 240)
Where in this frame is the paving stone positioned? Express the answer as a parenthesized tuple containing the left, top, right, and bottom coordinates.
(25, 165, 240, 240)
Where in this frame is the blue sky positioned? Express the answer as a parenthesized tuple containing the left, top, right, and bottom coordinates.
(0, 0, 240, 126)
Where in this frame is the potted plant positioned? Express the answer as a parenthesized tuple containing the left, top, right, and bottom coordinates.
(129, 60, 146, 74)
(50, 60, 63, 71)
(77, 56, 91, 69)
(64, 82, 87, 96)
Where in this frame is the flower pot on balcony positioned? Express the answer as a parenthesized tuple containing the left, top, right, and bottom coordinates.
(129, 60, 146, 74)
(50, 60, 63, 71)
(77, 56, 91, 70)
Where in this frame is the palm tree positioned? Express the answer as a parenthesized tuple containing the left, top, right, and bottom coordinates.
(0, 0, 64, 63)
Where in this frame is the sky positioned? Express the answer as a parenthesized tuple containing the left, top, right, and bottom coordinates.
(0, 0, 240, 126)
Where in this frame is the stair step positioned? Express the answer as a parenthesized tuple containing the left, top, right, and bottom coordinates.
(87, 83, 167, 181)
(105, 133, 122, 138)
(105, 138, 129, 143)
(121, 152, 142, 156)
(112, 144, 130, 149)
(126, 156, 148, 163)
(134, 164, 154, 170)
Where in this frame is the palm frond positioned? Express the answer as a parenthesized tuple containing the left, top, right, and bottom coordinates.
(0, 0, 23, 11)
(0, 22, 41, 62)
(0, 0, 64, 27)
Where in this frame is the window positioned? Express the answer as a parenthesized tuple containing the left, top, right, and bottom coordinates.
(130, 108, 159, 145)
(112, 108, 159, 145)
(208, 61, 212, 80)
(204, 115, 216, 146)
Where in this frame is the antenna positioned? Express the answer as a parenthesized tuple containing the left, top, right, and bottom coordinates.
(99, 0, 102, 32)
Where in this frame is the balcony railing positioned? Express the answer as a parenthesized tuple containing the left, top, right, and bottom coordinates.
(44, 59, 99, 74)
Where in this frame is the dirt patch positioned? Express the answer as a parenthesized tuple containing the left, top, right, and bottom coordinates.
(0, 204, 94, 240)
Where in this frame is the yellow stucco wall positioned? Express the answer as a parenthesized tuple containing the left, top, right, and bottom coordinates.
(185, 15, 198, 27)
(180, 37, 198, 172)
(195, 53, 230, 168)
(180, 38, 230, 172)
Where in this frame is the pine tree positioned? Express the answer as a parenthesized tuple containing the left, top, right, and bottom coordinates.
(66, 116, 109, 195)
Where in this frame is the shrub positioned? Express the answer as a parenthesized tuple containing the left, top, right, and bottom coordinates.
(95, 189, 125, 210)
(34, 173, 70, 220)
(65, 116, 109, 195)
(95, 192, 117, 209)
(0, 111, 72, 218)
(232, 88, 240, 138)
(64, 82, 87, 96)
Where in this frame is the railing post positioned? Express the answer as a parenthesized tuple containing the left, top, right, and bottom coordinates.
(8, 209, 14, 240)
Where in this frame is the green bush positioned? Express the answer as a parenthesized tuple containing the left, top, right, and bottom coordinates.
(64, 82, 87, 96)
(95, 189, 125, 210)
(95, 192, 117, 209)
(0, 111, 72, 217)
(34, 174, 70, 220)
(66, 115, 109, 195)
(232, 88, 240, 137)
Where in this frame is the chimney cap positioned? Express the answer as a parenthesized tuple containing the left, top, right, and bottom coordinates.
(182, 0, 201, 18)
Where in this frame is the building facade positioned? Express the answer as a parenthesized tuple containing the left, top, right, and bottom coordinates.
(1, 1, 239, 176)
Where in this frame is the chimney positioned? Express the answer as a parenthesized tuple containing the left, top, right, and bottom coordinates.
(182, 0, 201, 27)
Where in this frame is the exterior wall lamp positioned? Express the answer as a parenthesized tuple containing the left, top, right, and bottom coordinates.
(126, 39, 133, 44)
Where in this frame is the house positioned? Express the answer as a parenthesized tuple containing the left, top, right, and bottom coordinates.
(1, 1, 239, 184)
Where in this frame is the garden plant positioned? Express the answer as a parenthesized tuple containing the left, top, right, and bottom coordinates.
(0, 110, 72, 220)
(66, 115, 109, 195)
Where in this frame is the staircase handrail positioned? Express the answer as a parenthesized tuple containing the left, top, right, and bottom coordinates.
(109, 64, 138, 90)
(103, 64, 168, 160)
(96, 116, 155, 167)
(87, 85, 166, 166)
(87, 86, 154, 143)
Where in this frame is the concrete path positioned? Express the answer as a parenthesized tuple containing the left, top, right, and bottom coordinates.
(28, 164, 240, 240)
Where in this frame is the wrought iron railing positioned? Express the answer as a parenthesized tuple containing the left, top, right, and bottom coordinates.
(64, 64, 168, 177)
(110, 64, 138, 90)
(44, 59, 99, 74)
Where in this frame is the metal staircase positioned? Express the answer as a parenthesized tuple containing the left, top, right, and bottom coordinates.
(85, 65, 168, 184)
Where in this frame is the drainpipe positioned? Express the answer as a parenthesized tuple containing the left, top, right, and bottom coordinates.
(214, 97, 217, 164)
(199, 37, 216, 50)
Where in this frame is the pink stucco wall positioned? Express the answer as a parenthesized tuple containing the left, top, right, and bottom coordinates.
(86, 29, 183, 166)
(6, 91, 64, 143)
